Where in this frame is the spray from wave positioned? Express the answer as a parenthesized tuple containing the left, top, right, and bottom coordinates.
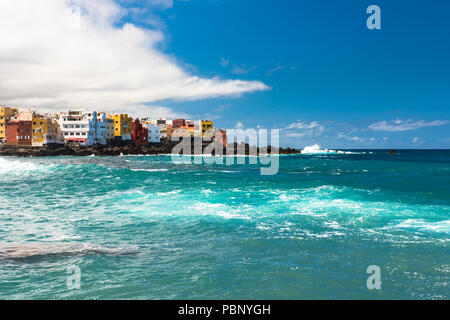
(301, 144, 328, 154)
(0, 157, 40, 174)
(301, 145, 362, 155)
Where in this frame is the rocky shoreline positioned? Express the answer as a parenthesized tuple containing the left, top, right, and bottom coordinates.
(0, 140, 301, 157)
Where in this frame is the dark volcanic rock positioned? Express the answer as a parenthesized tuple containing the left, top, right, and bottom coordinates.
(0, 140, 301, 157)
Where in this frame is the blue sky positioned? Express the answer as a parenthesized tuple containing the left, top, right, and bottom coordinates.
(1, 0, 449, 148)
(113, 0, 450, 148)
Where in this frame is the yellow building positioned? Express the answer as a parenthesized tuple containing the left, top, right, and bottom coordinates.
(200, 120, 214, 139)
(32, 114, 48, 146)
(45, 118, 64, 145)
(0, 106, 18, 140)
(108, 114, 132, 141)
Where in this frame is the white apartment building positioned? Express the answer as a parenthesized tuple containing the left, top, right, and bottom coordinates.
(57, 111, 104, 145)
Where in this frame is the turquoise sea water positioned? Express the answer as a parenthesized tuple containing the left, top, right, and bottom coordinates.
(0, 150, 449, 299)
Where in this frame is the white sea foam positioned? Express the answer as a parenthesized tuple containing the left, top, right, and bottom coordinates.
(201, 189, 214, 196)
(130, 168, 169, 172)
(0, 157, 42, 174)
(388, 219, 450, 234)
(156, 190, 182, 196)
(301, 144, 364, 155)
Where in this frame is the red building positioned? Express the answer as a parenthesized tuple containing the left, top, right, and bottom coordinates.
(131, 119, 148, 145)
(172, 119, 186, 128)
(214, 129, 227, 148)
(6, 121, 32, 146)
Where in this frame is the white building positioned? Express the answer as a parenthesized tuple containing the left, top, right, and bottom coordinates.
(147, 124, 161, 143)
(155, 119, 170, 139)
(57, 111, 105, 145)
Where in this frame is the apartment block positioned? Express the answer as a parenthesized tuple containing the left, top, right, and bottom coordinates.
(147, 124, 161, 143)
(0, 106, 17, 141)
(57, 111, 99, 145)
(108, 114, 132, 142)
(131, 119, 148, 145)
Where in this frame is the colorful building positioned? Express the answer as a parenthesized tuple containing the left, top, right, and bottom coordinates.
(167, 125, 192, 139)
(108, 114, 132, 142)
(31, 113, 48, 146)
(196, 120, 214, 140)
(104, 116, 115, 144)
(185, 120, 196, 136)
(172, 119, 186, 128)
(214, 129, 227, 148)
(131, 119, 148, 145)
(153, 119, 168, 139)
(45, 118, 64, 145)
(9, 110, 45, 146)
(147, 124, 160, 143)
(57, 111, 99, 145)
(0, 106, 17, 141)
(6, 120, 32, 146)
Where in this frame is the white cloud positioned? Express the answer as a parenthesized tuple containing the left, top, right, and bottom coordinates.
(412, 137, 424, 144)
(283, 120, 324, 142)
(338, 133, 361, 141)
(234, 121, 244, 129)
(285, 132, 306, 138)
(369, 119, 448, 131)
(286, 121, 321, 130)
(230, 65, 257, 75)
(0, 0, 269, 115)
(266, 63, 284, 76)
(145, 0, 174, 10)
(110, 104, 189, 119)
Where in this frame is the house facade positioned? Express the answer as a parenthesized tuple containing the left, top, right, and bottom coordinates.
(0, 106, 17, 142)
(147, 124, 161, 143)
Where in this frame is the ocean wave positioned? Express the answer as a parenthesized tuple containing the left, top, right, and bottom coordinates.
(129, 168, 169, 172)
(0, 243, 138, 259)
(385, 219, 450, 234)
(0, 157, 41, 174)
(301, 144, 365, 155)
